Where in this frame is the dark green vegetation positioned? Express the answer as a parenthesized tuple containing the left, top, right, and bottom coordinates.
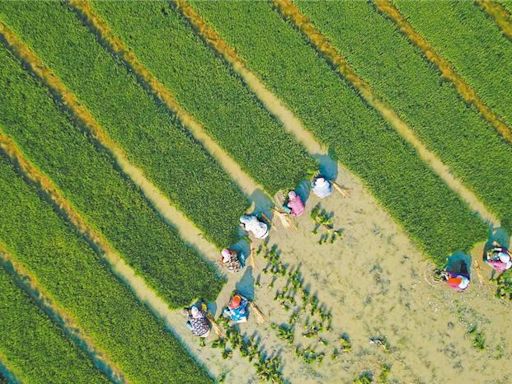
(0, 266, 108, 384)
(0, 156, 212, 383)
(296, 1, 512, 229)
(189, 1, 487, 263)
(89, 0, 316, 194)
(0, 43, 223, 307)
(394, 0, 512, 128)
(0, 0, 248, 248)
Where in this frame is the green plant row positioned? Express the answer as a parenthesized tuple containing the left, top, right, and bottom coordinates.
(187, 1, 487, 264)
(393, 0, 512, 128)
(0, 41, 223, 307)
(295, 1, 512, 229)
(88, 0, 316, 195)
(497, 0, 512, 14)
(0, 151, 212, 383)
(0, 267, 108, 384)
(0, 1, 248, 248)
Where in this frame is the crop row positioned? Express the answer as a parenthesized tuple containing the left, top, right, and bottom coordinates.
(294, 1, 512, 229)
(0, 153, 212, 383)
(88, 0, 317, 195)
(0, 264, 107, 384)
(188, 0, 487, 263)
(0, 31, 223, 306)
(393, 0, 512, 133)
(497, 0, 512, 15)
(0, 1, 248, 248)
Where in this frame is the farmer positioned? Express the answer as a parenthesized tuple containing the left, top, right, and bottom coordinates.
(183, 305, 211, 337)
(442, 253, 471, 292)
(223, 293, 250, 324)
(240, 214, 269, 239)
(485, 242, 512, 273)
(283, 191, 305, 217)
(220, 248, 243, 273)
(311, 176, 333, 199)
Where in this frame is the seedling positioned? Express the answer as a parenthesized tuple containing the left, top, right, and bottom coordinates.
(221, 348, 233, 360)
(370, 335, 391, 351)
(467, 325, 486, 350)
(339, 333, 352, 352)
(271, 322, 295, 344)
(377, 363, 391, 384)
(496, 269, 512, 300)
(354, 371, 373, 384)
(310, 203, 344, 245)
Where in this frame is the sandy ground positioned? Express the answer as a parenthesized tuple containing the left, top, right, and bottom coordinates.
(168, 161, 512, 384)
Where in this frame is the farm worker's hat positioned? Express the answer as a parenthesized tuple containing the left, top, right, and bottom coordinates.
(229, 295, 242, 309)
(288, 191, 297, 199)
(447, 277, 462, 288)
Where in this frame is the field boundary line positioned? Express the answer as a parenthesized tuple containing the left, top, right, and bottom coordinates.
(374, 0, 512, 145)
(67, 0, 264, 198)
(476, 0, 512, 41)
(171, 0, 323, 155)
(0, 19, 219, 262)
(0, 242, 126, 384)
(0, 354, 20, 384)
(272, 0, 499, 226)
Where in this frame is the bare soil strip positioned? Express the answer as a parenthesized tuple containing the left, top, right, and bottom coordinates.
(477, 0, 512, 41)
(68, 0, 263, 198)
(375, 0, 512, 145)
(172, 0, 323, 155)
(0, 242, 126, 384)
(272, 0, 500, 226)
(0, 19, 218, 263)
(0, 130, 217, 378)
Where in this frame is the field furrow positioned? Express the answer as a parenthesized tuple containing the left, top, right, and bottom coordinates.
(189, 0, 488, 263)
(0, 244, 123, 384)
(0, 1, 248, 248)
(0, 255, 110, 384)
(68, 0, 262, 198)
(293, 1, 512, 229)
(478, 0, 512, 40)
(0, 36, 223, 306)
(0, 151, 212, 383)
(387, 0, 512, 140)
(88, 0, 317, 195)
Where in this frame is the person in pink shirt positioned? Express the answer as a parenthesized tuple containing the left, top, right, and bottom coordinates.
(485, 241, 512, 274)
(283, 191, 305, 217)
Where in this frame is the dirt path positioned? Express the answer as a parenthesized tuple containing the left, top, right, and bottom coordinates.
(180, 166, 512, 383)
(476, 0, 512, 41)
(0, 244, 126, 384)
(376, 0, 512, 145)
(69, 0, 263, 198)
(271, 0, 500, 227)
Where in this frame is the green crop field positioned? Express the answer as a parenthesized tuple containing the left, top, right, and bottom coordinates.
(0, 1, 511, 383)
